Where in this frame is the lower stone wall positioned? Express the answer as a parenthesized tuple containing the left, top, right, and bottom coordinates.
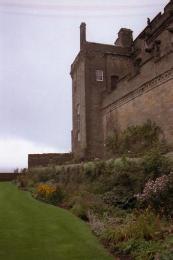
(0, 173, 19, 181)
(28, 153, 73, 168)
(103, 73, 173, 150)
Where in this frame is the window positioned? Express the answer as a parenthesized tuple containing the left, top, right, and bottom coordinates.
(96, 70, 103, 81)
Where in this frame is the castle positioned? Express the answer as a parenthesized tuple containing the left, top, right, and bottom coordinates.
(71, 0, 173, 160)
(28, 1, 173, 167)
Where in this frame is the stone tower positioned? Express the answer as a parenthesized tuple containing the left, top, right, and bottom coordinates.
(71, 23, 104, 159)
(70, 23, 133, 160)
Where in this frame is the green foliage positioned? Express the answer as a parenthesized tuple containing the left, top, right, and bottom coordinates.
(118, 239, 163, 260)
(142, 149, 171, 177)
(101, 209, 166, 259)
(102, 210, 161, 244)
(83, 160, 107, 181)
(71, 202, 88, 220)
(83, 162, 97, 181)
(105, 132, 119, 154)
(29, 166, 56, 182)
(71, 191, 109, 220)
(95, 158, 145, 208)
(26, 151, 173, 216)
(106, 120, 166, 156)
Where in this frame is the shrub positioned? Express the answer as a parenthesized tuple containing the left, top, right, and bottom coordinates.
(71, 202, 88, 220)
(136, 173, 173, 216)
(101, 210, 163, 257)
(36, 183, 64, 205)
(117, 239, 163, 260)
(106, 120, 166, 156)
(83, 162, 96, 179)
(70, 191, 109, 220)
(102, 210, 161, 243)
(142, 149, 171, 177)
(97, 158, 145, 208)
(16, 174, 29, 188)
(87, 211, 105, 236)
(105, 132, 119, 154)
(29, 166, 57, 183)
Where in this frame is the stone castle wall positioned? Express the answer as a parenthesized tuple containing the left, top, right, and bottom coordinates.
(29, 1, 173, 166)
(28, 153, 73, 168)
(103, 69, 173, 149)
(102, 11, 173, 150)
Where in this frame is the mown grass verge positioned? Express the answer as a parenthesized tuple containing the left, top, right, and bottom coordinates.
(0, 182, 112, 260)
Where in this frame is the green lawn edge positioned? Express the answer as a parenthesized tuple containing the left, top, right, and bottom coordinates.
(0, 182, 113, 260)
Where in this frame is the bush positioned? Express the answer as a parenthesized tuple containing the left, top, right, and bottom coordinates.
(106, 120, 166, 156)
(16, 174, 29, 188)
(29, 166, 57, 183)
(35, 183, 64, 205)
(87, 211, 106, 236)
(136, 173, 173, 216)
(117, 239, 163, 260)
(102, 210, 161, 243)
(142, 149, 171, 177)
(83, 162, 96, 180)
(71, 202, 88, 220)
(101, 210, 164, 258)
(96, 158, 145, 208)
(70, 191, 109, 220)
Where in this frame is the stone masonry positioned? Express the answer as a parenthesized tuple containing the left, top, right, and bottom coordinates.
(71, 0, 173, 160)
(28, 153, 73, 168)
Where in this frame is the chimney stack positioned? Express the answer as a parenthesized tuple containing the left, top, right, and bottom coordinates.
(114, 28, 133, 48)
(80, 22, 86, 49)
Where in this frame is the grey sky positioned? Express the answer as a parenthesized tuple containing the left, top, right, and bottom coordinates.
(0, 0, 169, 169)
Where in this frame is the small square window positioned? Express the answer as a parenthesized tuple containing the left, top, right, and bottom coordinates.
(96, 70, 103, 81)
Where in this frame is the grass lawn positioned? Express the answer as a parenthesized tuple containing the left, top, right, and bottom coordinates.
(0, 182, 112, 260)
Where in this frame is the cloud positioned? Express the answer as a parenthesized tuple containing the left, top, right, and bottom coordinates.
(0, 137, 61, 170)
(0, 0, 168, 17)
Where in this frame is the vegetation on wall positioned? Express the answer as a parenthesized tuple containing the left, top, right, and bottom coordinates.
(106, 120, 167, 156)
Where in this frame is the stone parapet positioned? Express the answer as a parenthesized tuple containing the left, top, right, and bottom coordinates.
(28, 153, 73, 168)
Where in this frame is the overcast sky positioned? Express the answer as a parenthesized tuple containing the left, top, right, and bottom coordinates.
(0, 0, 169, 170)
